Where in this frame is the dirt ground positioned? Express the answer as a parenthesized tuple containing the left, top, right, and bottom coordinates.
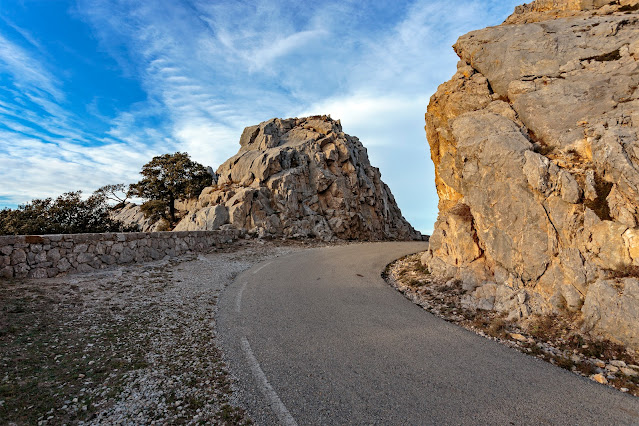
(0, 238, 331, 425)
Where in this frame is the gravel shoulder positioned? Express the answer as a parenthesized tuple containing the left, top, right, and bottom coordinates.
(0, 238, 332, 425)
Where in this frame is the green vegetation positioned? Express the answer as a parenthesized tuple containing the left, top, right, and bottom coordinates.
(0, 191, 136, 236)
(128, 152, 212, 226)
(93, 184, 129, 208)
(1, 151, 212, 236)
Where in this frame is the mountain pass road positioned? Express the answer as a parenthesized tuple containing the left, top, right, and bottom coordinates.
(216, 242, 639, 425)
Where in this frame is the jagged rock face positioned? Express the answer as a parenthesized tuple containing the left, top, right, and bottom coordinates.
(424, 0, 639, 348)
(111, 199, 197, 232)
(110, 203, 165, 232)
(175, 116, 419, 241)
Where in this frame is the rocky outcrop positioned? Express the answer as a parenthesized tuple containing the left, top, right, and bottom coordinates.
(111, 203, 166, 232)
(423, 0, 639, 348)
(174, 116, 419, 241)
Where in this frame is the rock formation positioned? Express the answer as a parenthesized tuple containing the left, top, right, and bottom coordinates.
(111, 203, 165, 232)
(423, 0, 639, 348)
(173, 116, 418, 241)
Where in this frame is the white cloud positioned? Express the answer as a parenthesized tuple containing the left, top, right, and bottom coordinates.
(0, 130, 158, 205)
(0, 18, 176, 206)
(233, 28, 330, 72)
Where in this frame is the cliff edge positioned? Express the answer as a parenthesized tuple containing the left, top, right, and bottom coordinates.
(423, 0, 639, 348)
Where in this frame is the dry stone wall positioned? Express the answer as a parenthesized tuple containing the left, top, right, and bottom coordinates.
(0, 230, 241, 279)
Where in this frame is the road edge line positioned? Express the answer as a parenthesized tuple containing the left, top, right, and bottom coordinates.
(240, 337, 297, 426)
(235, 281, 248, 313)
(252, 261, 272, 275)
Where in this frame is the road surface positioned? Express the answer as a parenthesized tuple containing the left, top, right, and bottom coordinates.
(217, 242, 639, 425)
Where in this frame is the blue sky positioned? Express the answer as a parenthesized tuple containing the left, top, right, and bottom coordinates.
(0, 0, 521, 233)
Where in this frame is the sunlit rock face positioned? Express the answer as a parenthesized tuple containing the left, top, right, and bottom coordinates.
(174, 115, 420, 241)
(423, 0, 639, 348)
(111, 203, 165, 232)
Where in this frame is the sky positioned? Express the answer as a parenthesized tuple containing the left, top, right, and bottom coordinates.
(0, 0, 522, 234)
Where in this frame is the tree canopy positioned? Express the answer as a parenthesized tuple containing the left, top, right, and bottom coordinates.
(0, 191, 136, 236)
(128, 152, 212, 224)
(94, 184, 129, 208)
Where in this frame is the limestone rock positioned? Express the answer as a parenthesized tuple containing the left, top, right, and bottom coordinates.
(591, 373, 608, 385)
(424, 1, 639, 348)
(175, 116, 419, 241)
(110, 203, 165, 232)
(173, 205, 229, 231)
(582, 279, 639, 349)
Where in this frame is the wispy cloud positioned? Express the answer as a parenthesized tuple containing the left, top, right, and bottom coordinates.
(0, 32, 62, 101)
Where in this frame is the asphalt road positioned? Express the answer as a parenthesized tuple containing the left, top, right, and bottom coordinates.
(217, 242, 639, 425)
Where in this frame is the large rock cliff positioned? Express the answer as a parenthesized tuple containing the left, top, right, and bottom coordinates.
(174, 116, 419, 241)
(423, 0, 639, 348)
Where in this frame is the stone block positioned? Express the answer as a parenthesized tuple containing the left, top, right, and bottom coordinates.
(28, 268, 48, 279)
(13, 263, 29, 278)
(89, 259, 103, 269)
(10, 249, 26, 265)
(77, 263, 94, 273)
(57, 258, 71, 272)
(0, 236, 18, 245)
(77, 253, 94, 264)
(73, 244, 88, 254)
(100, 254, 117, 265)
(34, 251, 47, 264)
(25, 235, 45, 244)
(118, 248, 135, 264)
(0, 266, 13, 279)
(47, 248, 61, 263)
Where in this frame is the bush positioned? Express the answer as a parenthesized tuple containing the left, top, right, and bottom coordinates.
(0, 191, 138, 235)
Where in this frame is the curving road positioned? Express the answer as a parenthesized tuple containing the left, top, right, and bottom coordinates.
(217, 242, 639, 425)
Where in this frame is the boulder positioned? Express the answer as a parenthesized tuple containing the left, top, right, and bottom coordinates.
(173, 205, 229, 231)
(424, 1, 639, 347)
(110, 203, 165, 232)
(582, 279, 639, 348)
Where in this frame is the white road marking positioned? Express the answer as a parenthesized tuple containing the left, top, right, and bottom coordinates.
(240, 337, 297, 426)
(235, 281, 248, 313)
(252, 261, 272, 275)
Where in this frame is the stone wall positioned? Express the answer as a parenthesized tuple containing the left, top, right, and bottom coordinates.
(0, 230, 241, 279)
